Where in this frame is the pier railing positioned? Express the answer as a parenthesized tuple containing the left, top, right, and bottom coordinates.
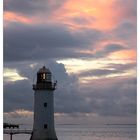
(4, 129, 32, 134)
(4, 129, 32, 140)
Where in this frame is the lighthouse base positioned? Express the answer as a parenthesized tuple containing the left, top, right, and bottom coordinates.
(30, 138, 58, 140)
(30, 132, 58, 140)
(30, 136, 58, 140)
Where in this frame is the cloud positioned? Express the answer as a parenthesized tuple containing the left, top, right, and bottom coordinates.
(78, 69, 121, 77)
(78, 76, 136, 116)
(4, 79, 33, 112)
(93, 43, 126, 58)
(55, 76, 136, 117)
(4, 0, 136, 34)
(4, 61, 136, 117)
(4, 0, 66, 16)
(4, 109, 33, 118)
(4, 23, 104, 62)
(4, 21, 130, 62)
(114, 22, 136, 41)
(114, 0, 137, 22)
(77, 62, 136, 77)
(105, 63, 136, 71)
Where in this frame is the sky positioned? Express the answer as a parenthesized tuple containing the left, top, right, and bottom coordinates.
(3, 0, 137, 125)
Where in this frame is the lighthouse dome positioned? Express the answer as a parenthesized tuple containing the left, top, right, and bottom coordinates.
(38, 66, 51, 74)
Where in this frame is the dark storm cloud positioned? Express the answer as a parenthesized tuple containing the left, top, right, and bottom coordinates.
(55, 76, 136, 116)
(79, 76, 136, 116)
(77, 62, 136, 77)
(4, 61, 136, 117)
(4, 79, 33, 112)
(4, 22, 128, 62)
(4, 23, 103, 62)
(4, 0, 66, 16)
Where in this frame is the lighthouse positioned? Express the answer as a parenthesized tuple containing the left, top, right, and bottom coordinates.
(30, 66, 58, 140)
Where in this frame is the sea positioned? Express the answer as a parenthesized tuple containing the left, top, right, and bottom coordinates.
(4, 124, 136, 140)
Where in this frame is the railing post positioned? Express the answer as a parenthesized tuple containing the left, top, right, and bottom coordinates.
(10, 133, 12, 140)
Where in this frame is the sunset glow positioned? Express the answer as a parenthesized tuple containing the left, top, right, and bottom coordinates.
(4, 11, 33, 24)
(109, 49, 136, 60)
(4, 0, 136, 124)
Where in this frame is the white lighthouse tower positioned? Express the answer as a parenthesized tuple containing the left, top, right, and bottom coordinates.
(30, 66, 58, 140)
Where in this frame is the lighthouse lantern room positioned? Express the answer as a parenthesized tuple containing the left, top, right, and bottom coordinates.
(30, 66, 58, 140)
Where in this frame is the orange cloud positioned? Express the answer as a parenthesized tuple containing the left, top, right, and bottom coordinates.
(4, 11, 33, 24)
(109, 49, 136, 60)
(52, 0, 128, 31)
(4, 0, 135, 31)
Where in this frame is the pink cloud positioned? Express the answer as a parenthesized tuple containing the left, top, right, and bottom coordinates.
(4, 11, 34, 24)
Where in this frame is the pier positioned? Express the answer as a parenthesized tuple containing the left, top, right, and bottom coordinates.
(4, 129, 32, 140)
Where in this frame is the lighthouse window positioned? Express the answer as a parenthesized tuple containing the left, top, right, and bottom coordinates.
(44, 102, 47, 107)
(43, 73, 46, 80)
(44, 124, 48, 129)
